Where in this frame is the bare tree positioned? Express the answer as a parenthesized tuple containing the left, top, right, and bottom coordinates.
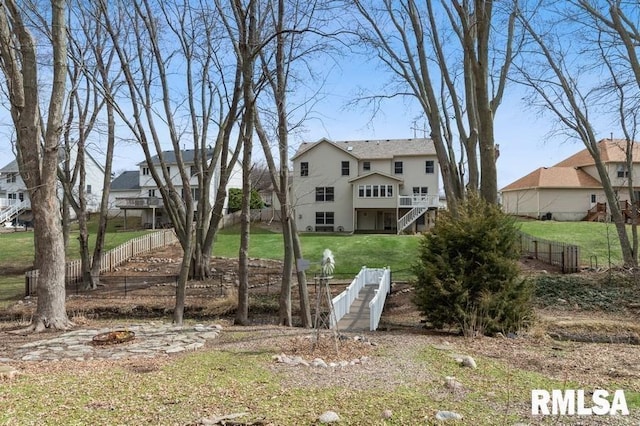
(0, 0, 72, 331)
(349, 0, 518, 210)
(516, 1, 638, 266)
(98, 0, 243, 324)
(60, 0, 122, 290)
(253, 0, 338, 326)
(223, 0, 260, 325)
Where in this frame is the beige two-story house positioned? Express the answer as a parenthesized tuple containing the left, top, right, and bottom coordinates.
(291, 138, 440, 234)
(501, 138, 640, 221)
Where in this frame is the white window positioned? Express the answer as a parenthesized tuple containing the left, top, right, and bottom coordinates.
(617, 165, 630, 178)
(358, 184, 394, 198)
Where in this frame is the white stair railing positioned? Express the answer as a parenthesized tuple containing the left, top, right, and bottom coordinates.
(397, 205, 428, 233)
(0, 200, 29, 225)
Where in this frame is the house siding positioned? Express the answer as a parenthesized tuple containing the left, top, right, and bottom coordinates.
(292, 138, 439, 233)
(502, 188, 601, 221)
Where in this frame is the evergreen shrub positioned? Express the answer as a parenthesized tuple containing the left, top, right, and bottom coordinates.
(412, 195, 533, 336)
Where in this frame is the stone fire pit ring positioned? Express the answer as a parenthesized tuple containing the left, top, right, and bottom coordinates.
(91, 330, 136, 346)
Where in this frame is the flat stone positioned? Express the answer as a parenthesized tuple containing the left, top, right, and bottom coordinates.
(435, 410, 463, 421)
(8, 322, 222, 362)
(20, 354, 41, 361)
(184, 342, 205, 351)
(128, 348, 154, 354)
(199, 331, 220, 339)
(19, 341, 48, 349)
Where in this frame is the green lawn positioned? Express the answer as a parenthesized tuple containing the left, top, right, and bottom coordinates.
(215, 226, 420, 278)
(0, 228, 151, 306)
(518, 220, 631, 267)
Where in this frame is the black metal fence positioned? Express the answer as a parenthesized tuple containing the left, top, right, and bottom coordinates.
(517, 231, 580, 273)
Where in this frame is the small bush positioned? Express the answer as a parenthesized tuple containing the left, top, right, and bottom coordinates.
(228, 188, 265, 213)
(412, 195, 533, 336)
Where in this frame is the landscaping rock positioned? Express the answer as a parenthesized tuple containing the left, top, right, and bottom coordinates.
(318, 410, 340, 423)
(452, 354, 477, 368)
(434, 410, 463, 421)
(0, 364, 21, 380)
(444, 376, 464, 391)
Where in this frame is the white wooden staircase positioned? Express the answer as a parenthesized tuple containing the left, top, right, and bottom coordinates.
(397, 204, 429, 233)
(0, 200, 29, 226)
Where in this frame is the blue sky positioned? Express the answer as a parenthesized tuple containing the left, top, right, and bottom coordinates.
(0, 81, 591, 192)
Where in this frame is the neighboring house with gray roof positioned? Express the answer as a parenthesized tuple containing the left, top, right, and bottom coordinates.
(501, 138, 640, 221)
(113, 149, 242, 229)
(291, 138, 440, 234)
(108, 170, 141, 219)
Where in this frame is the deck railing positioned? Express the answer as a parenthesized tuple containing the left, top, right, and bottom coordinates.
(25, 229, 178, 295)
(115, 197, 163, 208)
(398, 194, 439, 208)
(0, 200, 30, 225)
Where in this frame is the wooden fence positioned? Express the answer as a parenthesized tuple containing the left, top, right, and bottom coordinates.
(25, 229, 178, 296)
(517, 231, 580, 273)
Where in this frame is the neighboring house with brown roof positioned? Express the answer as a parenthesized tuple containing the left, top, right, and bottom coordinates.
(500, 138, 640, 221)
(291, 138, 440, 234)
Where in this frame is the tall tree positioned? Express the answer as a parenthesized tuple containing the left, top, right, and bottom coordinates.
(98, 0, 244, 323)
(516, 1, 639, 267)
(225, 0, 259, 325)
(61, 0, 121, 290)
(0, 0, 71, 331)
(350, 0, 518, 210)
(253, 0, 337, 326)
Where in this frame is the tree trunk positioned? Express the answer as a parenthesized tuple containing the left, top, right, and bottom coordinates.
(291, 219, 311, 327)
(278, 209, 294, 326)
(0, 0, 71, 331)
(173, 237, 194, 325)
(236, 160, 251, 325)
(31, 184, 70, 330)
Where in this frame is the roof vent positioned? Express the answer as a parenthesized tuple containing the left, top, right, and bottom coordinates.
(347, 146, 353, 151)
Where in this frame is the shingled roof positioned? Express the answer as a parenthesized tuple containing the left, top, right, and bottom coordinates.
(554, 138, 640, 168)
(291, 138, 436, 160)
(143, 148, 215, 165)
(111, 170, 140, 191)
(501, 167, 602, 192)
(501, 138, 640, 192)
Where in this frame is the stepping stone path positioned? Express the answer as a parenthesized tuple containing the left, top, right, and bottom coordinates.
(0, 322, 222, 363)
